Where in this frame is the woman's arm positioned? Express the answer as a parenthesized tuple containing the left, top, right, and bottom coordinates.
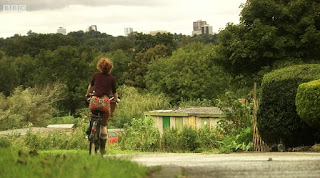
(85, 84, 94, 98)
(113, 92, 119, 102)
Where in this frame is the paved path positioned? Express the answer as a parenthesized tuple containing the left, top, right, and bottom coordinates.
(0, 127, 73, 136)
(126, 152, 320, 178)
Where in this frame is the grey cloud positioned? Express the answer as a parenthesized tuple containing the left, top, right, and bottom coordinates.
(0, 0, 168, 11)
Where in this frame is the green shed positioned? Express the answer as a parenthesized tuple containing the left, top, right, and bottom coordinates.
(145, 107, 225, 134)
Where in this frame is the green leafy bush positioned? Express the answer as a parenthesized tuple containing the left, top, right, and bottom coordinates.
(296, 79, 320, 128)
(197, 126, 220, 150)
(0, 83, 66, 130)
(216, 91, 253, 135)
(219, 127, 253, 153)
(161, 127, 221, 152)
(161, 128, 182, 152)
(258, 64, 320, 147)
(180, 127, 200, 152)
(119, 117, 161, 151)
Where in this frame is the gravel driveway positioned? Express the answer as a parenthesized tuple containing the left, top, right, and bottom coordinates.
(126, 152, 320, 178)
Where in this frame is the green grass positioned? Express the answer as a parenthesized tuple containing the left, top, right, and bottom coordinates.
(0, 147, 147, 178)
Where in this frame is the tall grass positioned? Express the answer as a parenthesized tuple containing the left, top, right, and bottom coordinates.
(0, 147, 146, 178)
(110, 85, 170, 128)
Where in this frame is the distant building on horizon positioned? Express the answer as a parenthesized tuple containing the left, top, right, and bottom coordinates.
(86, 25, 97, 32)
(149, 30, 168, 36)
(201, 24, 213, 35)
(192, 20, 213, 35)
(124, 27, 133, 36)
(57, 27, 66, 35)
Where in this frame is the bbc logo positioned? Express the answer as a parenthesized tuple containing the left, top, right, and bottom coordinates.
(2, 5, 27, 12)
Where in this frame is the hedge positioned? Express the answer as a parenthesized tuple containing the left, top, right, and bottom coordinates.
(257, 64, 320, 147)
(296, 79, 320, 128)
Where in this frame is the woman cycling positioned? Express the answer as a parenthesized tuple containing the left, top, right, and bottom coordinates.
(85, 58, 119, 155)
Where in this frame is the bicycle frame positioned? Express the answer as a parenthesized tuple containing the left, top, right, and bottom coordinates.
(88, 112, 102, 155)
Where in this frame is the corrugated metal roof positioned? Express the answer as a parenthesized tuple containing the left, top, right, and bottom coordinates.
(145, 107, 223, 117)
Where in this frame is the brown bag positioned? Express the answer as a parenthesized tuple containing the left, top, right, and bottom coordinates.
(89, 95, 110, 113)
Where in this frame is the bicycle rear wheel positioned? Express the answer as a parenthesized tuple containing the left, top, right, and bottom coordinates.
(89, 142, 93, 155)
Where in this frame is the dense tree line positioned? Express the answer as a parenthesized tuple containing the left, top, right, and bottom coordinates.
(0, 0, 319, 118)
(0, 30, 217, 115)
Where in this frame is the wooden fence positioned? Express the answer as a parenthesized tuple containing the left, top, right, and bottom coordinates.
(252, 83, 270, 152)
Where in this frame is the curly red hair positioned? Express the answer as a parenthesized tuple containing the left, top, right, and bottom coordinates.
(97, 58, 113, 74)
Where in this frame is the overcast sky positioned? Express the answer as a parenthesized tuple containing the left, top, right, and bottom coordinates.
(0, 0, 247, 38)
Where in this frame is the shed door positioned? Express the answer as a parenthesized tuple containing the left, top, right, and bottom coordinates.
(162, 116, 170, 130)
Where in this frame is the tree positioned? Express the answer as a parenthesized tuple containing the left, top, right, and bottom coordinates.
(13, 55, 36, 87)
(0, 56, 20, 96)
(191, 34, 218, 44)
(33, 46, 95, 115)
(216, 0, 320, 76)
(146, 43, 231, 103)
(110, 50, 131, 87)
(3, 33, 79, 57)
(126, 45, 170, 89)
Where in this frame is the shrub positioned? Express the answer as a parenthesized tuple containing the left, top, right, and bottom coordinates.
(219, 127, 253, 153)
(161, 128, 182, 152)
(180, 127, 200, 152)
(215, 91, 253, 135)
(119, 117, 161, 151)
(0, 83, 66, 130)
(296, 79, 320, 128)
(198, 126, 220, 150)
(257, 64, 320, 147)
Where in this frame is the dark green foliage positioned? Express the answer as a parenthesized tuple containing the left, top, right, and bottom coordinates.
(146, 43, 231, 103)
(33, 46, 95, 115)
(296, 79, 320, 128)
(126, 44, 170, 89)
(0, 56, 20, 95)
(257, 64, 320, 147)
(216, 0, 320, 76)
(2, 33, 79, 57)
(180, 127, 200, 152)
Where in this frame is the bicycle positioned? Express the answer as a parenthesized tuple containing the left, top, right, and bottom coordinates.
(87, 96, 119, 155)
(88, 111, 103, 155)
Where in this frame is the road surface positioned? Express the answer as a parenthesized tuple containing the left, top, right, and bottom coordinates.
(125, 152, 320, 178)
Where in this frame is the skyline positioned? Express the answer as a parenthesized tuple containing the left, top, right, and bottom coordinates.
(0, 0, 247, 38)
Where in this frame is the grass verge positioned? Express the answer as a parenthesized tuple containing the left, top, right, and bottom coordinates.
(0, 147, 147, 178)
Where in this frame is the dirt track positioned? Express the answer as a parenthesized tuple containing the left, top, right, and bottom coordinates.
(126, 152, 320, 178)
